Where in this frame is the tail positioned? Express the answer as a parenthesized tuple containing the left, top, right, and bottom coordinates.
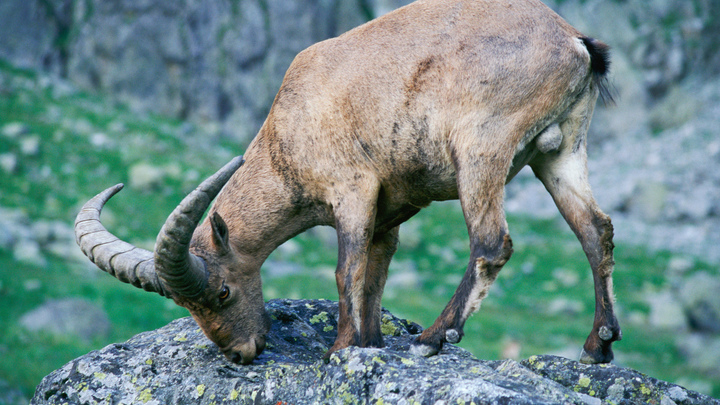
(581, 37, 615, 106)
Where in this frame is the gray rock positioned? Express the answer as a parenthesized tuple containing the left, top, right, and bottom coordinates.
(522, 355, 717, 405)
(646, 289, 688, 330)
(32, 299, 717, 405)
(1, 121, 29, 138)
(127, 162, 167, 192)
(677, 334, 720, 380)
(679, 272, 720, 333)
(0, 0, 71, 74)
(0, 153, 18, 174)
(60, 0, 391, 144)
(19, 298, 111, 344)
(19, 134, 41, 156)
(13, 238, 46, 267)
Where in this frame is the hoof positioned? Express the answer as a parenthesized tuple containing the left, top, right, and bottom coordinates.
(445, 329, 461, 344)
(579, 347, 613, 364)
(410, 342, 439, 357)
(579, 348, 595, 364)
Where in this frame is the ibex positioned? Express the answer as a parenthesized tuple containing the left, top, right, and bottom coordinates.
(76, 0, 621, 365)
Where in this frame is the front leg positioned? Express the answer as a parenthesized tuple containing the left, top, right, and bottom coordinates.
(326, 180, 381, 358)
(412, 142, 514, 357)
(359, 227, 400, 348)
(411, 233, 513, 357)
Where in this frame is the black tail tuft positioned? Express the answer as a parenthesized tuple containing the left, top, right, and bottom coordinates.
(581, 37, 615, 106)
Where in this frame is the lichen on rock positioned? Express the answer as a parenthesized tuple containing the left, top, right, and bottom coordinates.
(32, 299, 718, 405)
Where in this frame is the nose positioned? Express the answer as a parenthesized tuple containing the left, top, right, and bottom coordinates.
(223, 336, 266, 365)
(224, 348, 253, 365)
(229, 352, 245, 364)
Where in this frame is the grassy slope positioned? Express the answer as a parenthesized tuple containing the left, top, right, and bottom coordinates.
(1, 61, 717, 399)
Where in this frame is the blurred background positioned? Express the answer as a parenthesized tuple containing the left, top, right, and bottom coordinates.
(1, 0, 719, 402)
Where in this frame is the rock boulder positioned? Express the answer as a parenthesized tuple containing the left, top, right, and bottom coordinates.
(32, 299, 717, 405)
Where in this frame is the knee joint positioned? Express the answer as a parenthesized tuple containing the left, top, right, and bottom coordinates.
(478, 233, 513, 264)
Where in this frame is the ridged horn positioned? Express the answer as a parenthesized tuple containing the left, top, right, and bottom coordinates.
(75, 184, 168, 296)
(74, 156, 245, 299)
(154, 156, 245, 298)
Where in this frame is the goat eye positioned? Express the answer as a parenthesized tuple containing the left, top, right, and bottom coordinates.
(219, 286, 230, 301)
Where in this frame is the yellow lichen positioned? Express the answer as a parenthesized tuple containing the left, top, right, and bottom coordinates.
(401, 358, 415, 366)
(380, 322, 398, 336)
(196, 384, 206, 397)
(137, 388, 152, 403)
(310, 312, 330, 324)
(229, 389, 239, 400)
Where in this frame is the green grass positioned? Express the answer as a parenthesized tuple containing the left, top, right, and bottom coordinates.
(1, 59, 718, 399)
(0, 251, 187, 394)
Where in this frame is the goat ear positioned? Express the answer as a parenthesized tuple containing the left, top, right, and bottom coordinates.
(210, 212, 231, 254)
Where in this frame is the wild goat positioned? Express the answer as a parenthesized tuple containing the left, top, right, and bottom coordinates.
(76, 0, 621, 365)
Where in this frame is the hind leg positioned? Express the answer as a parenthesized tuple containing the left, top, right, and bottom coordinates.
(532, 153, 620, 363)
(531, 100, 621, 363)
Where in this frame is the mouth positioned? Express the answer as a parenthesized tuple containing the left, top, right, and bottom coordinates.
(222, 335, 266, 365)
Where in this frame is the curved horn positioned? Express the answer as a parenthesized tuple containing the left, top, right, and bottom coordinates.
(75, 184, 168, 296)
(154, 156, 245, 298)
(74, 156, 245, 299)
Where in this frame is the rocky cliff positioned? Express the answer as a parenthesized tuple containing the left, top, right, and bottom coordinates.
(32, 299, 717, 405)
(0, 0, 409, 142)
